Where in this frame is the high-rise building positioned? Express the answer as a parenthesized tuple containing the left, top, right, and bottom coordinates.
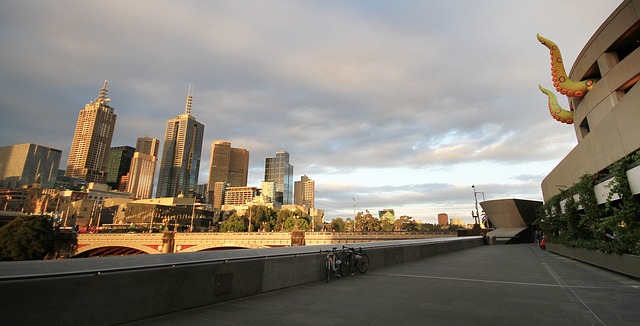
(294, 175, 315, 208)
(437, 213, 449, 225)
(66, 80, 117, 183)
(207, 140, 249, 208)
(260, 181, 276, 204)
(264, 151, 293, 205)
(156, 86, 205, 198)
(105, 146, 135, 190)
(126, 136, 159, 199)
(0, 143, 62, 189)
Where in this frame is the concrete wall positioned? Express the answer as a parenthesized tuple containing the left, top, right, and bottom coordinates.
(547, 242, 640, 279)
(542, 0, 640, 201)
(0, 237, 481, 325)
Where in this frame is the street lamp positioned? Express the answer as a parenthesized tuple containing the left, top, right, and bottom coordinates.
(352, 198, 356, 231)
(472, 185, 480, 226)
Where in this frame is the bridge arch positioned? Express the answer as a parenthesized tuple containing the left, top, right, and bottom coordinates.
(75, 243, 159, 257)
(177, 243, 271, 252)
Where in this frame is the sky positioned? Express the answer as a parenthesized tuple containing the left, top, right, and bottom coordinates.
(0, 0, 623, 224)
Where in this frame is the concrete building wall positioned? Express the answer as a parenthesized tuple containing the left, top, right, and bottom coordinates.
(542, 0, 640, 201)
(0, 237, 481, 326)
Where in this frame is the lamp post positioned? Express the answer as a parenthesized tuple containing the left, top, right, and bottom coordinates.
(472, 185, 479, 226)
(352, 197, 356, 231)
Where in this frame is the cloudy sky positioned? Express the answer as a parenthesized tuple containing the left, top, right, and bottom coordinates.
(0, 1, 623, 224)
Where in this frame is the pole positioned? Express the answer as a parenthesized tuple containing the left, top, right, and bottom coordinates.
(472, 185, 479, 225)
(352, 198, 356, 231)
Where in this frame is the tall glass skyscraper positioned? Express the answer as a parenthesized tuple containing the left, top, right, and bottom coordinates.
(105, 146, 135, 190)
(156, 86, 205, 198)
(66, 81, 117, 183)
(264, 151, 293, 205)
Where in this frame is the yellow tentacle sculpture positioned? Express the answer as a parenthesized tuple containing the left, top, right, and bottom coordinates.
(539, 85, 573, 124)
(537, 34, 597, 98)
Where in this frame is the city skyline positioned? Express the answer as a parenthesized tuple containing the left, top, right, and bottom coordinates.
(0, 1, 623, 223)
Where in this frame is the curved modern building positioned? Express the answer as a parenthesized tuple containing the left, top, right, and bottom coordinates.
(541, 0, 640, 202)
(481, 199, 542, 244)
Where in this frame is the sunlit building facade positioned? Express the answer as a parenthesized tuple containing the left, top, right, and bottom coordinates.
(294, 175, 315, 208)
(541, 0, 640, 203)
(0, 143, 61, 189)
(127, 137, 160, 199)
(207, 140, 249, 208)
(66, 80, 117, 184)
(156, 87, 204, 198)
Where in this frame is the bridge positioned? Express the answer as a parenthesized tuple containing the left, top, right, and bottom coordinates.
(75, 231, 457, 256)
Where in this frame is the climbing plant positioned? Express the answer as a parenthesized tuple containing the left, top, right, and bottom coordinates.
(538, 149, 640, 255)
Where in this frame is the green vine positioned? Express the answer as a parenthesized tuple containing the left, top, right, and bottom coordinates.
(538, 149, 640, 255)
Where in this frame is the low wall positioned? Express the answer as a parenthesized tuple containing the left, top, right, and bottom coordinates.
(0, 237, 482, 325)
(547, 242, 640, 279)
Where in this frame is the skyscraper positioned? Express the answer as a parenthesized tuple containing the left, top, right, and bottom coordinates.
(264, 151, 293, 205)
(156, 86, 205, 198)
(105, 146, 135, 190)
(66, 80, 117, 183)
(207, 140, 249, 208)
(0, 143, 62, 189)
(126, 136, 160, 199)
(294, 175, 315, 208)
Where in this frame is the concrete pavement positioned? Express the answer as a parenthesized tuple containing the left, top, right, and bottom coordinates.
(124, 244, 640, 325)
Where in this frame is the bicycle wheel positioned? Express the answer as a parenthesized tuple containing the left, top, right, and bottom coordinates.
(325, 258, 331, 282)
(356, 253, 369, 274)
(339, 253, 351, 277)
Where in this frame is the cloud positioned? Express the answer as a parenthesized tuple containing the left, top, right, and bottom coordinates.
(0, 0, 623, 223)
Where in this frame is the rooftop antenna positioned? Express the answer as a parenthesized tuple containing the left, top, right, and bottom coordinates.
(184, 84, 193, 115)
(97, 80, 110, 103)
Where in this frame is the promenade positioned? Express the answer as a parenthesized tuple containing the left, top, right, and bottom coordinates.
(126, 244, 640, 326)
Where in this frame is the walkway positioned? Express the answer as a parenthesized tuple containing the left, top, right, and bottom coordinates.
(125, 244, 640, 325)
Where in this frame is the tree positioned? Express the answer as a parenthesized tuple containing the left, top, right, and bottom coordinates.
(275, 210, 291, 231)
(330, 217, 347, 231)
(0, 215, 54, 261)
(220, 213, 247, 232)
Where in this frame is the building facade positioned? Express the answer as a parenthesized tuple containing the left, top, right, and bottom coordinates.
(105, 146, 135, 191)
(207, 140, 249, 208)
(126, 137, 159, 199)
(437, 213, 449, 225)
(223, 186, 258, 206)
(293, 175, 315, 208)
(541, 0, 640, 203)
(66, 80, 117, 184)
(264, 151, 293, 205)
(0, 143, 62, 189)
(156, 87, 205, 198)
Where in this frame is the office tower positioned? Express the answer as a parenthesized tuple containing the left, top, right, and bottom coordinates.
(293, 175, 315, 208)
(126, 137, 160, 199)
(105, 146, 135, 190)
(0, 143, 62, 189)
(156, 86, 205, 198)
(66, 80, 117, 183)
(437, 213, 449, 225)
(260, 181, 276, 204)
(264, 151, 293, 205)
(207, 140, 249, 208)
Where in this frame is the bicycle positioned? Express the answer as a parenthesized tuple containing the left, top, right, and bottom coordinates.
(340, 246, 369, 276)
(323, 247, 343, 282)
